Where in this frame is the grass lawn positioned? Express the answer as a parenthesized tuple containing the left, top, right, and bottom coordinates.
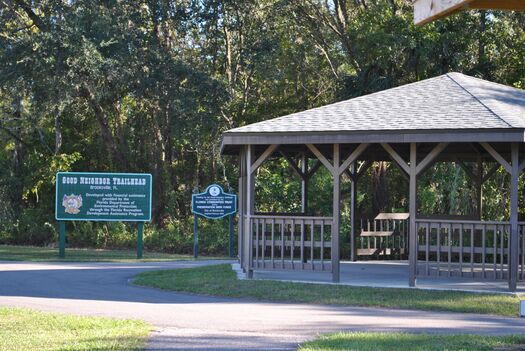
(0, 307, 151, 351)
(0, 245, 226, 262)
(134, 264, 522, 317)
(298, 332, 525, 351)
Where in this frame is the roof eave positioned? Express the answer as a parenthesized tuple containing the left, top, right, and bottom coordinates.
(220, 129, 525, 155)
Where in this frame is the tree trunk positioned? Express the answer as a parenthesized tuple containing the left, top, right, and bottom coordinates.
(79, 85, 127, 170)
(9, 97, 24, 218)
(371, 161, 388, 215)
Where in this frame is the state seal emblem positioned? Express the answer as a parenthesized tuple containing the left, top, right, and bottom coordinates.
(63, 194, 82, 214)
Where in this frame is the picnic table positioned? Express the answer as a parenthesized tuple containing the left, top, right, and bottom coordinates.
(358, 213, 409, 258)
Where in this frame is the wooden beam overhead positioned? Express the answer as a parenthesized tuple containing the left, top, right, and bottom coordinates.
(280, 151, 305, 179)
(338, 143, 369, 175)
(519, 159, 525, 173)
(480, 142, 512, 174)
(381, 143, 410, 174)
(306, 160, 322, 179)
(416, 142, 448, 175)
(414, 0, 525, 25)
(482, 163, 500, 183)
(457, 160, 476, 180)
(250, 144, 278, 174)
(344, 160, 373, 181)
(344, 169, 356, 182)
(306, 144, 335, 174)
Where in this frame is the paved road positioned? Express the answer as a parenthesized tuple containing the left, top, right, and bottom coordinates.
(1, 260, 525, 351)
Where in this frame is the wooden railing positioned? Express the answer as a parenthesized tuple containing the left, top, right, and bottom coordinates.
(249, 215, 333, 272)
(415, 220, 511, 280)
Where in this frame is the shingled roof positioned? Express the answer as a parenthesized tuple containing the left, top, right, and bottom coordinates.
(221, 73, 525, 152)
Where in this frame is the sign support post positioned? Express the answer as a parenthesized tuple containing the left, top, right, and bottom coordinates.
(193, 187, 199, 259)
(59, 221, 66, 258)
(137, 222, 144, 259)
(193, 213, 199, 259)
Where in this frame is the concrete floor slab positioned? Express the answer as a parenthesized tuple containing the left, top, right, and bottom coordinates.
(253, 261, 525, 294)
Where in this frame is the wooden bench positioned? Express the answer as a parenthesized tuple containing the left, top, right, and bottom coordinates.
(358, 213, 409, 257)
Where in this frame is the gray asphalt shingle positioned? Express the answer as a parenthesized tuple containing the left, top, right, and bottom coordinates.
(225, 73, 525, 134)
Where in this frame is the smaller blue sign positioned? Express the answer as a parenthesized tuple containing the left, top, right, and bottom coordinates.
(192, 184, 237, 219)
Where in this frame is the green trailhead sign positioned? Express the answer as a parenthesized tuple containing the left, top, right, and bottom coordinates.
(192, 184, 237, 219)
(56, 172, 152, 222)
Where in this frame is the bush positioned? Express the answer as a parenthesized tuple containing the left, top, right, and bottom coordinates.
(0, 205, 233, 255)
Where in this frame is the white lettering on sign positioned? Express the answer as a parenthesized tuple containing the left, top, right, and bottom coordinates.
(84, 192, 145, 218)
(112, 177, 147, 186)
(62, 177, 78, 184)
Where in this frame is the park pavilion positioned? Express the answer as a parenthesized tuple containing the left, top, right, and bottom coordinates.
(221, 72, 525, 292)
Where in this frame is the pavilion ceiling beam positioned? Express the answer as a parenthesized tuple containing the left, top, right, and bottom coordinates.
(306, 160, 322, 179)
(338, 143, 369, 175)
(306, 144, 335, 174)
(480, 142, 511, 174)
(345, 160, 373, 182)
(416, 143, 448, 175)
(456, 159, 476, 180)
(381, 143, 410, 175)
(344, 169, 355, 182)
(280, 151, 305, 179)
(519, 159, 525, 173)
(390, 161, 409, 181)
(482, 163, 500, 183)
(250, 144, 279, 174)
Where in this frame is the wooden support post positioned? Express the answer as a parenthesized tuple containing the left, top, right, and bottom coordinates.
(477, 157, 483, 220)
(245, 145, 255, 278)
(301, 153, 308, 215)
(479, 142, 520, 291)
(350, 162, 357, 262)
(238, 148, 246, 266)
(332, 144, 341, 283)
(509, 143, 519, 292)
(409, 143, 417, 287)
